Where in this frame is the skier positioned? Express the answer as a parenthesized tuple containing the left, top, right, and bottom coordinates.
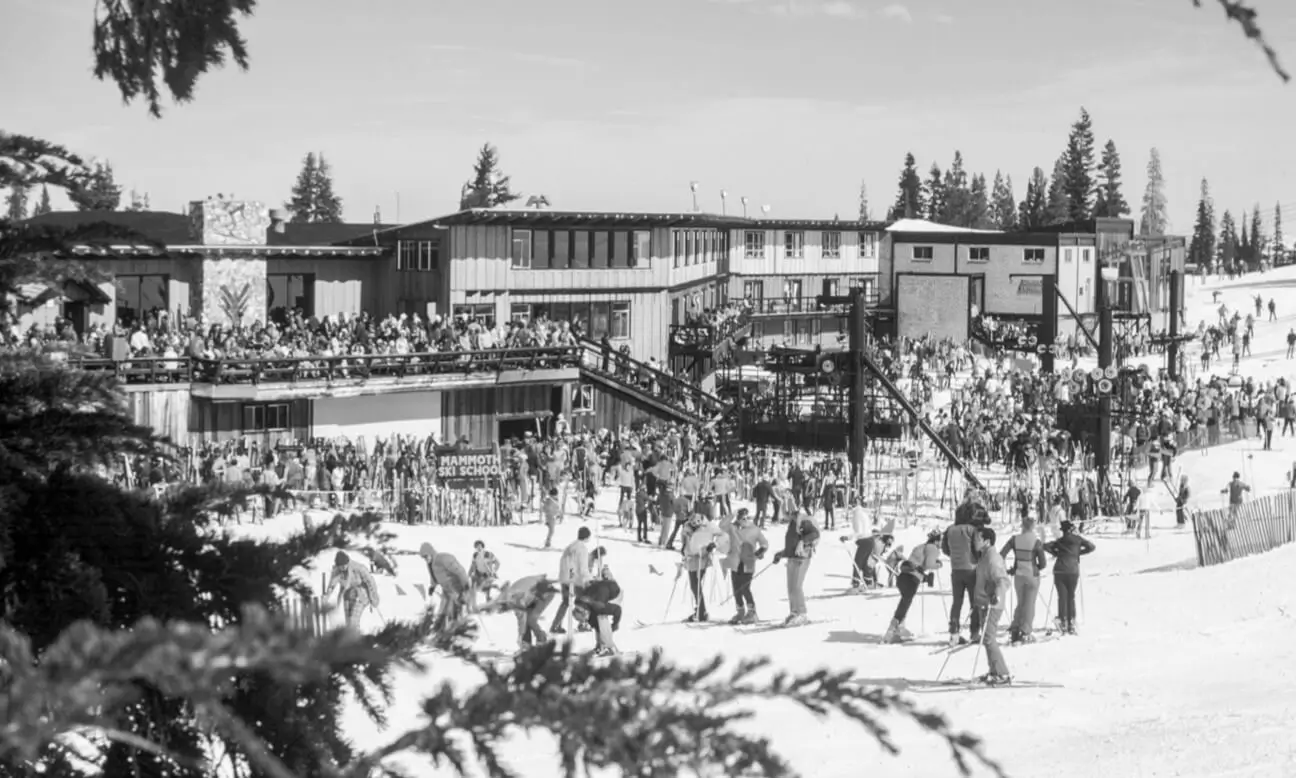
(541, 487, 563, 549)
(1000, 516, 1047, 644)
(1220, 471, 1250, 526)
(1175, 475, 1191, 527)
(843, 529, 892, 591)
(469, 539, 501, 605)
(324, 551, 381, 629)
(882, 529, 943, 644)
(972, 526, 1012, 685)
(574, 572, 623, 656)
(722, 508, 769, 624)
(550, 526, 592, 634)
(943, 498, 983, 646)
(419, 543, 470, 630)
(770, 503, 821, 626)
(482, 574, 559, 649)
(680, 514, 723, 622)
(1042, 520, 1095, 635)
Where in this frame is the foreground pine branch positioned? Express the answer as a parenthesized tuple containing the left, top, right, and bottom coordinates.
(1197, 0, 1289, 82)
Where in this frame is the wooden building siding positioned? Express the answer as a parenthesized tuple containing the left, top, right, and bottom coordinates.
(441, 389, 495, 447)
(730, 228, 883, 277)
(728, 273, 873, 303)
(574, 384, 648, 434)
(447, 225, 675, 293)
(188, 397, 313, 450)
(266, 258, 381, 319)
(122, 386, 193, 446)
(441, 383, 572, 445)
(890, 238, 1058, 318)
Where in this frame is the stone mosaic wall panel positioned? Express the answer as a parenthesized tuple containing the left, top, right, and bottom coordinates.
(201, 255, 267, 328)
(188, 199, 272, 246)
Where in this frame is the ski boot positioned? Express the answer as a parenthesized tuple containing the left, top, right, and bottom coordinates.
(983, 673, 1013, 686)
(785, 613, 809, 627)
(729, 607, 747, 625)
(1065, 620, 1077, 636)
(883, 619, 905, 644)
(895, 622, 914, 641)
(740, 609, 759, 625)
(685, 612, 708, 623)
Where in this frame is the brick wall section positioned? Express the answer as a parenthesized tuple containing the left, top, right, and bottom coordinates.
(201, 255, 267, 328)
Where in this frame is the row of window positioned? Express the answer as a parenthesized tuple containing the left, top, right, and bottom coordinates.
(245, 403, 291, 432)
(911, 245, 1047, 263)
(743, 231, 880, 260)
(740, 276, 877, 301)
(673, 230, 728, 269)
(397, 241, 439, 272)
(511, 229, 651, 270)
(452, 299, 633, 340)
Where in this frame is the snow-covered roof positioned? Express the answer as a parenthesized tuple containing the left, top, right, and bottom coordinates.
(885, 218, 1001, 234)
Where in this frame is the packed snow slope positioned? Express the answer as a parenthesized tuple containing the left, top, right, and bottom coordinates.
(252, 266, 1296, 777)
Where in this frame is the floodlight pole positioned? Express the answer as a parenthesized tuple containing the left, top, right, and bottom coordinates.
(1096, 276, 1114, 490)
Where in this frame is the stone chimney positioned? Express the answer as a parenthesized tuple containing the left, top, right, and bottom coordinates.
(269, 208, 290, 235)
(188, 198, 272, 245)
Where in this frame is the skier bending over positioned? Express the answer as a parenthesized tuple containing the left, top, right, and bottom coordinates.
(483, 574, 559, 649)
(883, 530, 942, 644)
(419, 542, 470, 631)
(574, 573, 623, 656)
(469, 539, 501, 604)
(325, 551, 381, 629)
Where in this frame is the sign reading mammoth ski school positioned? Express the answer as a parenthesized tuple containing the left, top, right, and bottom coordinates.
(436, 448, 501, 488)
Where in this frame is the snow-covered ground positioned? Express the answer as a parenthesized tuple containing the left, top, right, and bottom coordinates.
(254, 266, 1296, 777)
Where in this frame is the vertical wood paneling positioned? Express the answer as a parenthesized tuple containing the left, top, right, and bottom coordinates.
(507, 290, 668, 362)
(187, 397, 310, 449)
(578, 385, 645, 433)
(442, 389, 497, 447)
(122, 386, 192, 446)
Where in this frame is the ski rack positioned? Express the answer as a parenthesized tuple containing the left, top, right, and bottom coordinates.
(856, 349, 987, 493)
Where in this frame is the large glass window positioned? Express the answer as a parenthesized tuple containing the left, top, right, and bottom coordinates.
(267, 273, 313, 321)
(114, 274, 168, 328)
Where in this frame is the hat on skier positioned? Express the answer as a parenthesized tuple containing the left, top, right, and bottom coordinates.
(1060, 521, 1075, 534)
(926, 529, 942, 544)
(333, 551, 349, 567)
(419, 542, 436, 559)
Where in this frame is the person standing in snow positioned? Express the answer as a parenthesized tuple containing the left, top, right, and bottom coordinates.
(1043, 520, 1095, 635)
(1175, 475, 1191, 528)
(883, 530, 943, 644)
(550, 526, 591, 634)
(325, 551, 381, 629)
(770, 505, 820, 626)
(723, 508, 768, 624)
(469, 540, 501, 605)
(419, 543, 470, 629)
(972, 526, 1012, 685)
(680, 515, 720, 622)
(943, 499, 983, 646)
(1220, 472, 1250, 526)
(1000, 516, 1047, 644)
(542, 487, 563, 549)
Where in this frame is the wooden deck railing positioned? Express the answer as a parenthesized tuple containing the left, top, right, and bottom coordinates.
(577, 338, 730, 420)
(62, 345, 583, 384)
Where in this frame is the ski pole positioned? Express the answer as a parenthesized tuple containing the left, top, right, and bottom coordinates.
(715, 559, 776, 609)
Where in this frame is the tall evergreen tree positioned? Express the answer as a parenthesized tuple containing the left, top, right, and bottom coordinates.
(938, 152, 970, 225)
(857, 179, 872, 221)
(313, 153, 344, 223)
(1218, 209, 1238, 270)
(888, 154, 922, 220)
(1093, 140, 1130, 217)
(460, 143, 520, 210)
(989, 171, 1017, 231)
(1138, 148, 1168, 235)
(5, 184, 30, 220)
(966, 173, 991, 229)
(922, 163, 944, 222)
(1239, 218, 1251, 265)
(1274, 203, 1285, 265)
(1188, 178, 1216, 271)
(68, 162, 121, 210)
(32, 184, 52, 216)
(1044, 156, 1070, 225)
(1062, 107, 1096, 221)
(287, 152, 344, 223)
(1017, 167, 1048, 230)
(1248, 203, 1264, 268)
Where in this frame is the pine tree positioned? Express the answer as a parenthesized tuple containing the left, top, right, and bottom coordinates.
(1218, 209, 1237, 270)
(888, 154, 922, 220)
(938, 152, 970, 225)
(1093, 140, 1130, 218)
(1044, 156, 1070, 225)
(1274, 203, 1285, 266)
(68, 162, 122, 211)
(989, 171, 1017, 231)
(460, 143, 520, 210)
(1239, 218, 1251, 266)
(1188, 179, 1216, 271)
(1062, 107, 1096, 221)
(286, 152, 344, 223)
(1138, 148, 1168, 235)
(1018, 167, 1048, 230)
(1249, 203, 1264, 268)
(314, 153, 344, 223)
(32, 185, 52, 216)
(5, 185, 30, 220)
(857, 179, 872, 221)
(922, 163, 944, 222)
(288, 152, 319, 223)
(966, 173, 991, 229)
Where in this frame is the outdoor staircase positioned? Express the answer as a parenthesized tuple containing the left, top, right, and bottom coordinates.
(577, 339, 732, 426)
(857, 349, 987, 493)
